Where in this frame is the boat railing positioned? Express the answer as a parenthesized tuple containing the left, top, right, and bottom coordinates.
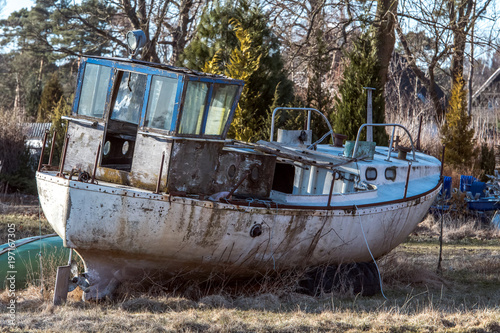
(353, 123, 417, 162)
(269, 107, 334, 144)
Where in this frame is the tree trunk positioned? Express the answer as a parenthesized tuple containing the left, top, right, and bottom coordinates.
(171, 0, 193, 65)
(449, 0, 474, 86)
(373, 0, 398, 88)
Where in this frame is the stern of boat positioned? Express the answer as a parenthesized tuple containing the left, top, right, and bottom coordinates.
(36, 171, 71, 246)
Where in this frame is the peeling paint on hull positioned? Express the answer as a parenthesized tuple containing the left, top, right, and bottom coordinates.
(37, 171, 440, 298)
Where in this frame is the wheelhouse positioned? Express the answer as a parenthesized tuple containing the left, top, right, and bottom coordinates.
(61, 57, 277, 196)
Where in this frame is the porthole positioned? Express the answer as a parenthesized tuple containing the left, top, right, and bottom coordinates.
(251, 166, 259, 182)
(122, 141, 130, 155)
(103, 141, 111, 156)
(365, 167, 377, 181)
(385, 167, 397, 181)
(228, 164, 236, 178)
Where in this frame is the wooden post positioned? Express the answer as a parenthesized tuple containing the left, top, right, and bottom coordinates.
(53, 265, 71, 305)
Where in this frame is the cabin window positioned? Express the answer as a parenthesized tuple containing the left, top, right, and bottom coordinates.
(365, 167, 377, 181)
(179, 81, 209, 134)
(110, 71, 147, 124)
(385, 167, 397, 181)
(204, 84, 238, 135)
(144, 76, 178, 130)
(77, 64, 111, 118)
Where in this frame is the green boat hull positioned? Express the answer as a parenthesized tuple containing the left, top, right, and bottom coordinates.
(0, 235, 70, 289)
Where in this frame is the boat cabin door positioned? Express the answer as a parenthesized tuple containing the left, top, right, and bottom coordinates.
(102, 70, 147, 172)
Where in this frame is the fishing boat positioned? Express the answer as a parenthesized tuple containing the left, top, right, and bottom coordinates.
(36, 31, 442, 300)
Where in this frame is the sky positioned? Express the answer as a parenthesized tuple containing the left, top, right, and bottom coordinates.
(0, 0, 34, 19)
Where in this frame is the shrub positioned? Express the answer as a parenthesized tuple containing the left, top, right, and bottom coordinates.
(477, 143, 496, 182)
(0, 110, 36, 194)
(441, 75, 475, 168)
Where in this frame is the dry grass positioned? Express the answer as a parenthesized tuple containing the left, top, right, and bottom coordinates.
(0, 211, 51, 244)
(2, 213, 500, 332)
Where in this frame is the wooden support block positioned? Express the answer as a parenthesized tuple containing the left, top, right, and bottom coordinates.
(53, 265, 71, 306)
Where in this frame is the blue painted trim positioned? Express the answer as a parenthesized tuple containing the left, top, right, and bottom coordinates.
(103, 68, 117, 121)
(140, 75, 153, 127)
(72, 58, 87, 115)
(86, 57, 179, 79)
(185, 74, 244, 86)
(170, 75, 185, 132)
(200, 84, 214, 134)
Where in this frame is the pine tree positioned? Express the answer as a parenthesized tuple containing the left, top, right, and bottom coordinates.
(441, 75, 475, 167)
(37, 72, 63, 122)
(333, 32, 388, 144)
(204, 19, 262, 141)
(478, 143, 496, 181)
(180, 0, 294, 140)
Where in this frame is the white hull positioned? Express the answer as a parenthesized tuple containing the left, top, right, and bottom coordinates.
(37, 171, 440, 297)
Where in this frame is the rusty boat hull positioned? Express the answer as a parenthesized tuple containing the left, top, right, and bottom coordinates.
(35, 55, 443, 299)
(37, 170, 441, 299)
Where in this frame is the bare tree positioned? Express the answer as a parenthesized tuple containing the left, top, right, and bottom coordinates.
(263, 0, 362, 93)
(70, 0, 206, 64)
(395, 0, 498, 121)
(3, 0, 205, 65)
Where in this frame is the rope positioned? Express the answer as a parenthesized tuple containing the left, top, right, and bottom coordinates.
(339, 192, 388, 300)
(354, 203, 388, 300)
(307, 130, 333, 150)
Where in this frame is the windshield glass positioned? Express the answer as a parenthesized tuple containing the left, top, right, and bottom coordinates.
(178, 81, 209, 135)
(77, 63, 111, 118)
(110, 71, 147, 124)
(204, 84, 238, 135)
(144, 76, 178, 130)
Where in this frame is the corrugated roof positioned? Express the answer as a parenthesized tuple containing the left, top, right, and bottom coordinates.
(24, 123, 51, 139)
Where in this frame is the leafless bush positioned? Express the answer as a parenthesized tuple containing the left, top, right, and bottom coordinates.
(417, 213, 500, 241)
(0, 110, 26, 175)
(379, 253, 446, 288)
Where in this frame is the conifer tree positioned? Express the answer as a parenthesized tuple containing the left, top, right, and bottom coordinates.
(204, 19, 262, 141)
(181, 0, 294, 140)
(478, 143, 496, 181)
(333, 32, 388, 144)
(441, 75, 475, 168)
(37, 73, 63, 122)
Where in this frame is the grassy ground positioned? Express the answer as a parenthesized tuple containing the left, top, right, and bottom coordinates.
(0, 212, 52, 244)
(1, 213, 500, 332)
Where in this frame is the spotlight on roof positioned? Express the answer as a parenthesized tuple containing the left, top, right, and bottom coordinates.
(126, 30, 146, 58)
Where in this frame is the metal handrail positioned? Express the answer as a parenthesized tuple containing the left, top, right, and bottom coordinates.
(353, 123, 417, 161)
(269, 107, 334, 143)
